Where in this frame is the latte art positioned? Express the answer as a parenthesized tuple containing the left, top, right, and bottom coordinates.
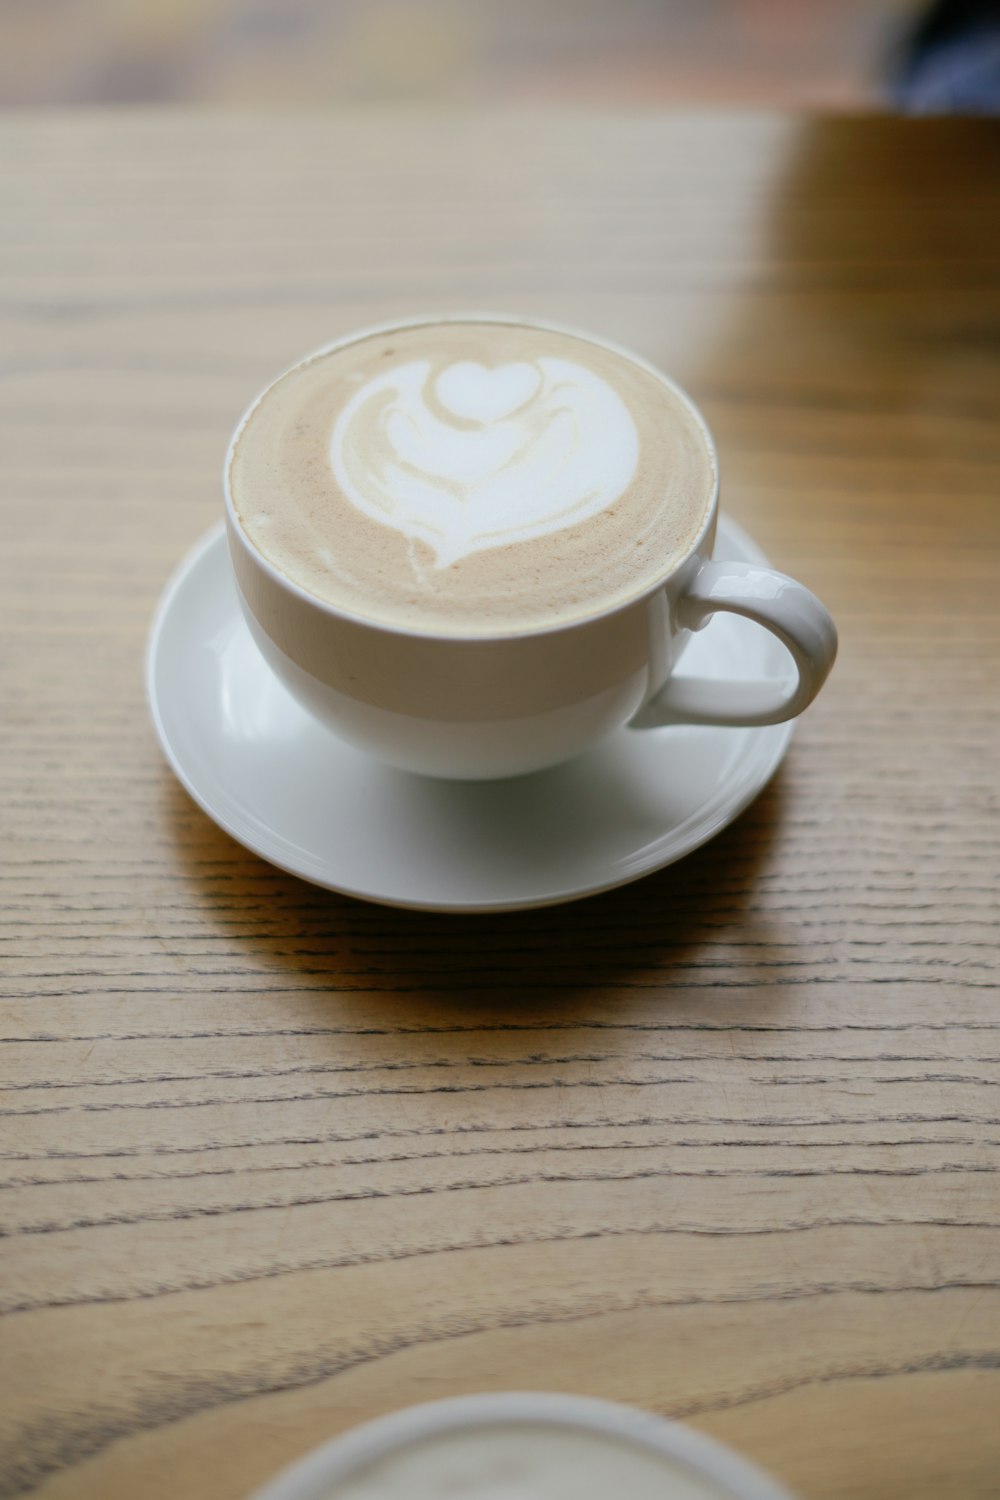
(228, 319, 716, 635)
(330, 357, 639, 569)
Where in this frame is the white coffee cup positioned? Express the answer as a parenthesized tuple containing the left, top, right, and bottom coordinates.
(247, 1393, 797, 1500)
(225, 317, 837, 780)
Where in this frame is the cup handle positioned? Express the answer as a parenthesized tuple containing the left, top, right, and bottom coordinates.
(629, 560, 838, 729)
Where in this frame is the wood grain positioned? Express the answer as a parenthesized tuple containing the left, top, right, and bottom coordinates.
(1, 112, 999, 1500)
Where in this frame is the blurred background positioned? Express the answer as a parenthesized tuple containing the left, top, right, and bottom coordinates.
(3, 0, 998, 112)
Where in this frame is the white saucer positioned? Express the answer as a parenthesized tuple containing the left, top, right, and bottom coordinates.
(147, 517, 794, 912)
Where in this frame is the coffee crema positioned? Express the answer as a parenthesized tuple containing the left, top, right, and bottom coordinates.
(316, 1421, 736, 1499)
(228, 320, 716, 636)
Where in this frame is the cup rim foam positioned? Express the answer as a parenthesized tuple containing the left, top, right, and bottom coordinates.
(249, 1392, 796, 1500)
(224, 312, 720, 644)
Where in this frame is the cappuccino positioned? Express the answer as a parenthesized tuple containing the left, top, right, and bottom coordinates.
(315, 1420, 741, 1499)
(229, 319, 716, 636)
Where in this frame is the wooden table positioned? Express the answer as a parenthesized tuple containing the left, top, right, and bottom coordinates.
(2, 112, 998, 1500)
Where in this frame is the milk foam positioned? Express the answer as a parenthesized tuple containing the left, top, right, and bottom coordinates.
(229, 320, 716, 635)
(330, 356, 639, 569)
(322, 1422, 732, 1499)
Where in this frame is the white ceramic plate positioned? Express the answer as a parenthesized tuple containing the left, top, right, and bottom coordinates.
(147, 516, 794, 911)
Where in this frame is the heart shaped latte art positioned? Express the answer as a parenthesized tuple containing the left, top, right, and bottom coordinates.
(434, 361, 541, 424)
(330, 356, 639, 569)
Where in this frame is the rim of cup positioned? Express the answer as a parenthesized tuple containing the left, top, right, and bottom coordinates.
(223, 312, 722, 644)
(249, 1392, 797, 1500)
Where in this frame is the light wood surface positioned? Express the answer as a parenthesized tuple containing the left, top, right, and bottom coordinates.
(2, 112, 999, 1500)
